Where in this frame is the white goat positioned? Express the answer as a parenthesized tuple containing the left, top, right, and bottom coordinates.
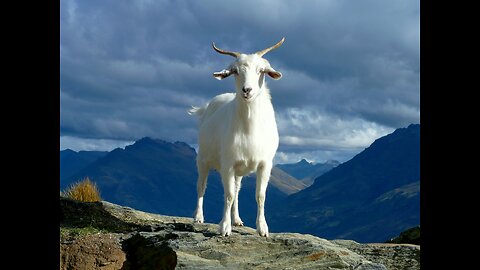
(188, 38, 285, 237)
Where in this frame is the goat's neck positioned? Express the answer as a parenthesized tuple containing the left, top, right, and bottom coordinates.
(234, 87, 271, 131)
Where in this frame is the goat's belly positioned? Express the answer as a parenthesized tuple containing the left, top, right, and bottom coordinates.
(231, 144, 276, 176)
(233, 160, 257, 176)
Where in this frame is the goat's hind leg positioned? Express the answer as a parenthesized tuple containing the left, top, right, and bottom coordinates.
(193, 162, 208, 223)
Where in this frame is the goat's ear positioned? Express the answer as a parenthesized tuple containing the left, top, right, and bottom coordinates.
(265, 67, 282, 80)
(213, 69, 232, 80)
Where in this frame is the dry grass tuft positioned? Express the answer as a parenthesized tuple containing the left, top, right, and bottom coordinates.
(62, 177, 102, 202)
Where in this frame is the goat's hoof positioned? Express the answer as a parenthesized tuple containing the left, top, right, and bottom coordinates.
(233, 218, 244, 226)
(219, 220, 232, 236)
(257, 230, 269, 237)
(193, 212, 204, 223)
(193, 216, 204, 223)
(256, 221, 269, 237)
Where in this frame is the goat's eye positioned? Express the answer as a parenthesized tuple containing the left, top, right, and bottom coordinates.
(231, 67, 238, 75)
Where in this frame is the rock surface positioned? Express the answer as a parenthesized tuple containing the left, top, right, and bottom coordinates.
(60, 197, 420, 269)
(333, 240, 420, 270)
(60, 233, 126, 270)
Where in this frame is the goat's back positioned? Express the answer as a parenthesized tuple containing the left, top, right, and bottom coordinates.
(196, 93, 235, 125)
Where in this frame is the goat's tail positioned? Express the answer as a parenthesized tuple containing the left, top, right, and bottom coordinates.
(187, 106, 206, 118)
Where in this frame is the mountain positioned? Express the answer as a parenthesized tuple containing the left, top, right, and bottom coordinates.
(269, 167, 308, 195)
(60, 149, 108, 182)
(269, 124, 420, 243)
(277, 159, 340, 186)
(385, 225, 420, 245)
(60, 137, 303, 227)
(62, 138, 206, 218)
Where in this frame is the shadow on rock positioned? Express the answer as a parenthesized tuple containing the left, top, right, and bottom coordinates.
(60, 196, 139, 232)
(120, 233, 177, 270)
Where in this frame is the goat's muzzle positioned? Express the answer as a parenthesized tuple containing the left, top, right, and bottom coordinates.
(242, 87, 252, 94)
(242, 87, 253, 100)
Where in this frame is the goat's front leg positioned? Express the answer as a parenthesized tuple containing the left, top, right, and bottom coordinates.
(256, 161, 272, 237)
(231, 176, 244, 226)
(219, 171, 235, 236)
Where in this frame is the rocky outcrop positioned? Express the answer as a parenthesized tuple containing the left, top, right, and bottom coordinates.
(333, 240, 420, 270)
(60, 233, 126, 270)
(60, 197, 420, 269)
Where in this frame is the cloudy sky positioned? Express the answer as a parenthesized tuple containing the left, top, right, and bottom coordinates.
(60, 0, 419, 164)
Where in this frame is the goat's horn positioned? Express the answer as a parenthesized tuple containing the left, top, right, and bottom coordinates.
(256, 37, 285, 57)
(212, 42, 241, 58)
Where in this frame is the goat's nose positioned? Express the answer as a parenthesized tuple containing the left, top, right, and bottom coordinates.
(242, 87, 252, 94)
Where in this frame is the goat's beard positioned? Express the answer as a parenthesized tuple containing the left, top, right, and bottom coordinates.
(243, 88, 263, 103)
(238, 92, 255, 103)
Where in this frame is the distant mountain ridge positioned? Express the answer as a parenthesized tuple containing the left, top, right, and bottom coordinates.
(277, 159, 340, 186)
(269, 124, 420, 243)
(60, 149, 108, 182)
(62, 137, 205, 218)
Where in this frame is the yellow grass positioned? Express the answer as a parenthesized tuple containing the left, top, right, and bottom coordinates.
(62, 177, 101, 202)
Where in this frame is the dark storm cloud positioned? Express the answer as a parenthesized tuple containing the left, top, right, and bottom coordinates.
(60, 0, 419, 163)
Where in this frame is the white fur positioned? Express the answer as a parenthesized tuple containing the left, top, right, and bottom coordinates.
(189, 52, 282, 237)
